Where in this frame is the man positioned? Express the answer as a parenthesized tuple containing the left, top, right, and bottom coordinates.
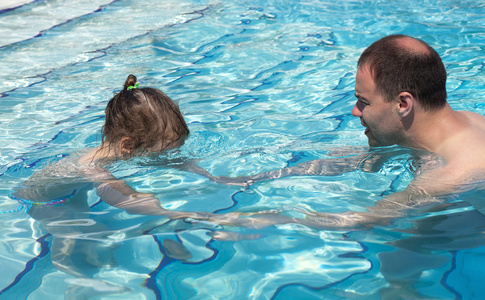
(351, 35, 485, 214)
(184, 34, 485, 298)
(201, 34, 485, 229)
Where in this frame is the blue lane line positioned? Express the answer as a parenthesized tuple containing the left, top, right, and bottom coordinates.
(0, 0, 41, 14)
(440, 250, 462, 300)
(0, 0, 121, 49)
(270, 242, 372, 299)
(0, 233, 52, 296)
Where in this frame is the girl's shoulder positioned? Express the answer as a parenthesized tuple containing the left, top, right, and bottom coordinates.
(25, 148, 100, 186)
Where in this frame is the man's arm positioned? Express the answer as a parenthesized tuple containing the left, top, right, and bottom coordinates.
(199, 147, 416, 187)
(202, 188, 438, 230)
(203, 153, 376, 187)
(206, 165, 460, 230)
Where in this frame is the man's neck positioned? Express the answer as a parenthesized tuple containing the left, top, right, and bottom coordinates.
(401, 104, 459, 155)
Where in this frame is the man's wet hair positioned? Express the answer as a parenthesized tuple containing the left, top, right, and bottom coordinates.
(358, 34, 447, 111)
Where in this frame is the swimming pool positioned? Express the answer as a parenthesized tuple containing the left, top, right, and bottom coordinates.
(1, 0, 485, 298)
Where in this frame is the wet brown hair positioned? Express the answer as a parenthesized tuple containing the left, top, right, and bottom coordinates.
(358, 34, 447, 111)
(101, 74, 189, 155)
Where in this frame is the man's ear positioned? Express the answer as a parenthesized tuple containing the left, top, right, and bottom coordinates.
(396, 92, 414, 117)
(120, 137, 135, 155)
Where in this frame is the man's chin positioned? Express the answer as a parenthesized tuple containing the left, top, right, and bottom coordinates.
(366, 135, 385, 147)
(365, 134, 378, 147)
(365, 131, 390, 147)
(367, 139, 395, 148)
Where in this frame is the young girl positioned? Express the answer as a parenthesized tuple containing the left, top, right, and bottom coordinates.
(10, 74, 210, 219)
(6, 75, 232, 287)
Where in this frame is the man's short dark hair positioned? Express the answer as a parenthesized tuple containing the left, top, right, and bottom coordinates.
(358, 34, 447, 111)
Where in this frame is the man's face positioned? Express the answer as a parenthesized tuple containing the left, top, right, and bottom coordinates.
(352, 64, 401, 147)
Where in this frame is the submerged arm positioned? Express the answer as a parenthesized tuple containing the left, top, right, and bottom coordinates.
(142, 156, 368, 187)
(205, 168, 457, 230)
(94, 180, 163, 215)
(90, 167, 210, 219)
(208, 154, 376, 187)
(202, 189, 433, 230)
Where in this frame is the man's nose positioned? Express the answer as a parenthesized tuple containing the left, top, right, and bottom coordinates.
(351, 102, 362, 117)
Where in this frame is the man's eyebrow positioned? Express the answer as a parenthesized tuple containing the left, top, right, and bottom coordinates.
(354, 93, 370, 103)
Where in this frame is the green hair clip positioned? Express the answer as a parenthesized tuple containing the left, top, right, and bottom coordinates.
(127, 82, 139, 90)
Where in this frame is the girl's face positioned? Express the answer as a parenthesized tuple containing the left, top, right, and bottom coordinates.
(120, 135, 187, 159)
(146, 136, 187, 153)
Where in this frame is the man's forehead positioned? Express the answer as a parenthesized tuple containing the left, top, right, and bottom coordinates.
(355, 65, 374, 89)
(356, 63, 373, 77)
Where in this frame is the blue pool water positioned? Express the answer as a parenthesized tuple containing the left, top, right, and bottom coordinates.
(1, 0, 485, 299)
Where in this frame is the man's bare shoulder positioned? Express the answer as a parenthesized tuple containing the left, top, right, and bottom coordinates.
(437, 112, 485, 212)
(428, 111, 485, 181)
(445, 111, 485, 153)
(460, 110, 485, 130)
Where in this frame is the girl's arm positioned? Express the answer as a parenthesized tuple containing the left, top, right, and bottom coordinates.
(90, 167, 210, 219)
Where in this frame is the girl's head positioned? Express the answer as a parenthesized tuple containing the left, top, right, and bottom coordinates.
(101, 74, 189, 157)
